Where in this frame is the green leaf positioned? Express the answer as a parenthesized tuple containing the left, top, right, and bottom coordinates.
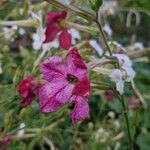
(0, 2, 16, 20)
(136, 133, 150, 150)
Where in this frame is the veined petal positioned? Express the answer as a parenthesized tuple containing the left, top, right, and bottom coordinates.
(73, 76, 90, 98)
(59, 29, 72, 50)
(39, 80, 74, 112)
(41, 56, 66, 82)
(71, 96, 89, 124)
(66, 48, 87, 78)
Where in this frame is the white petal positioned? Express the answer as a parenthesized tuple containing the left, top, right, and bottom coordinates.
(18, 28, 26, 35)
(116, 80, 124, 94)
(123, 67, 136, 81)
(32, 41, 42, 50)
(110, 69, 123, 83)
(103, 24, 113, 36)
(133, 42, 144, 50)
(17, 123, 25, 137)
(69, 28, 80, 40)
(89, 40, 103, 56)
(114, 54, 132, 67)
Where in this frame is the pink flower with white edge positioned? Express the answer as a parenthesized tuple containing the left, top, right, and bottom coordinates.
(44, 11, 72, 50)
(18, 76, 40, 107)
(39, 48, 90, 124)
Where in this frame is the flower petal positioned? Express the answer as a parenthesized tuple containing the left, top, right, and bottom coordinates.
(73, 76, 90, 98)
(71, 96, 89, 124)
(116, 80, 124, 94)
(46, 11, 67, 25)
(39, 80, 74, 112)
(66, 48, 87, 78)
(44, 24, 60, 43)
(18, 76, 34, 97)
(20, 96, 33, 107)
(59, 29, 72, 50)
(41, 56, 66, 82)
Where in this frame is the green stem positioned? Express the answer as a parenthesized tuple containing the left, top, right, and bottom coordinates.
(121, 95, 133, 150)
(95, 12, 112, 56)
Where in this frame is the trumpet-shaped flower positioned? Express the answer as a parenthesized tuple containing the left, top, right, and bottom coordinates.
(109, 53, 136, 94)
(18, 76, 39, 107)
(44, 11, 72, 50)
(39, 48, 90, 124)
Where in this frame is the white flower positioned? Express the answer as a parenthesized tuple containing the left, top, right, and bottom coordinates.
(110, 67, 135, 94)
(110, 69, 124, 94)
(68, 28, 80, 44)
(32, 33, 43, 50)
(123, 67, 136, 82)
(2, 25, 18, 42)
(107, 111, 115, 119)
(113, 54, 132, 68)
(17, 123, 25, 137)
(18, 28, 26, 35)
(89, 40, 103, 56)
(133, 42, 144, 50)
(94, 128, 110, 143)
(103, 24, 113, 36)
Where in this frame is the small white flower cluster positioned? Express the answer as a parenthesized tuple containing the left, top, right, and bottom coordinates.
(2, 25, 26, 42)
(2, 25, 17, 42)
(110, 53, 136, 94)
(94, 128, 110, 143)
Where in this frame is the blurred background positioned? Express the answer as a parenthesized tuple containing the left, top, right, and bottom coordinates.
(0, 0, 150, 149)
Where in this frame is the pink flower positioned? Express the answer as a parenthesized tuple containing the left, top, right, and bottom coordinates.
(1, 135, 11, 145)
(128, 96, 140, 109)
(44, 11, 72, 50)
(18, 76, 39, 107)
(1, 135, 11, 150)
(39, 48, 90, 124)
(105, 90, 115, 101)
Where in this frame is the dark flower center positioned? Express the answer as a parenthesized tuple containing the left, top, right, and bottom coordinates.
(67, 74, 78, 84)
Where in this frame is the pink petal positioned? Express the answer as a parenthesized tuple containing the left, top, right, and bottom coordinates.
(73, 76, 90, 98)
(39, 80, 74, 112)
(59, 29, 72, 50)
(44, 24, 60, 43)
(20, 96, 33, 107)
(18, 76, 33, 97)
(46, 11, 67, 25)
(41, 56, 66, 82)
(71, 96, 89, 124)
(66, 48, 87, 78)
